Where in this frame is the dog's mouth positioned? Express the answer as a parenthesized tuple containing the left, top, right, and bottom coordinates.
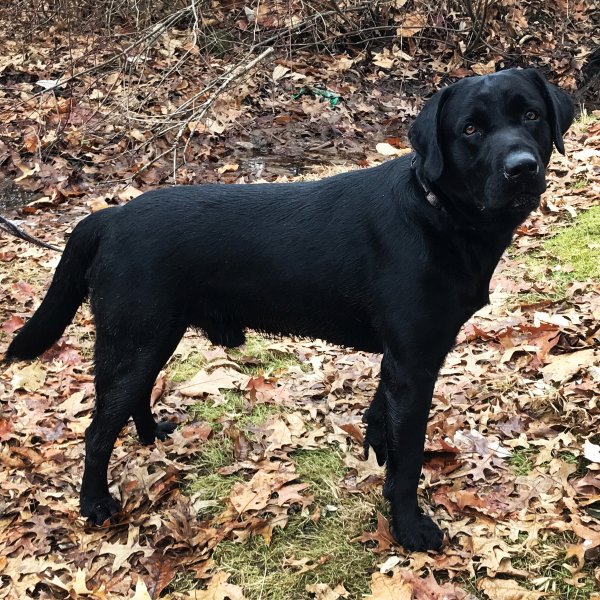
(510, 193, 540, 210)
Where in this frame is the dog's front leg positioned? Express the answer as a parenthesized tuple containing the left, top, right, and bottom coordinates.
(380, 349, 444, 551)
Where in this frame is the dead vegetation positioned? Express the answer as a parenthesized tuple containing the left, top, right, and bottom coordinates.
(1, 2, 600, 599)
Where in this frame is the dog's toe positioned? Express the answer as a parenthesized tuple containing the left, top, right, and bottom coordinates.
(138, 420, 177, 445)
(155, 420, 177, 441)
(391, 513, 444, 552)
(81, 495, 121, 526)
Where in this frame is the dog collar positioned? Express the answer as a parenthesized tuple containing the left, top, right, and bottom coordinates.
(410, 156, 443, 211)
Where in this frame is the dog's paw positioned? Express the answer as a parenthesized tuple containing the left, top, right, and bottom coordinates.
(155, 420, 177, 441)
(80, 494, 121, 526)
(363, 436, 387, 466)
(363, 426, 387, 466)
(391, 512, 444, 552)
(138, 420, 177, 445)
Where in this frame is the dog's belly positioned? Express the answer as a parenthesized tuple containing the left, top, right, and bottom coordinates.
(189, 292, 383, 353)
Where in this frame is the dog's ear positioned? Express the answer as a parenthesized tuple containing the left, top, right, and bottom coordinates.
(525, 69, 574, 155)
(408, 86, 453, 181)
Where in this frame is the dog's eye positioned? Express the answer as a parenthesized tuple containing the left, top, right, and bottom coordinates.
(525, 110, 539, 121)
(464, 124, 477, 136)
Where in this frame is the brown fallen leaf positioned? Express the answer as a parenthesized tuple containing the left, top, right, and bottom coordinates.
(98, 527, 154, 572)
(179, 367, 251, 397)
(229, 470, 295, 514)
(181, 571, 247, 599)
(540, 349, 597, 382)
(477, 577, 549, 600)
(11, 362, 46, 392)
(365, 571, 412, 600)
(306, 582, 348, 600)
(355, 512, 396, 553)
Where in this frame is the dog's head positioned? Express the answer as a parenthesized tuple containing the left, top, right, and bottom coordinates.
(409, 69, 574, 219)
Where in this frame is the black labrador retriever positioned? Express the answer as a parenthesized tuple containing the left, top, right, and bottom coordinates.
(6, 68, 573, 551)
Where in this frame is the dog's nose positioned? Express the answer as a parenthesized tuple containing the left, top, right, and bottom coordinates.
(504, 152, 539, 179)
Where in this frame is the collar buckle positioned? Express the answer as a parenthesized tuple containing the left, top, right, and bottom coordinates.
(411, 155, 443, 211)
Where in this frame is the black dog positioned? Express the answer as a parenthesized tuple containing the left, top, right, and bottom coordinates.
(7, 68, 573, 551)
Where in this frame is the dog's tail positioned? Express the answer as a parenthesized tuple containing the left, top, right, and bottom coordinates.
(6, 209, 112, 362)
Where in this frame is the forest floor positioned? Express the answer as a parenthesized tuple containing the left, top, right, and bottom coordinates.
(1, 2, 600, 597)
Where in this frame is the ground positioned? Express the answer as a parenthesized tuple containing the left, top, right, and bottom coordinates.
(0, 110, 599, 599)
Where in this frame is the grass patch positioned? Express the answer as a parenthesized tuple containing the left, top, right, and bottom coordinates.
(190, 389, 283, 432)
(510, 533, 598, 600)
(568, 178, 588, 190)
(508, 448, 536, 475)
(190, 390, 245, 428)
(170, 351, 206, 383)
(212, 495, 379, 600)
(574, 108, 600, 127)
(294, 448, 347, 503)
(184, 446, 379, 600)
(194, 437, 235, 472)
(542, 206, 600, 282)
(230, 334, 302, 376)
(507, 289, 565, 308)
(185, 471, 243, 518)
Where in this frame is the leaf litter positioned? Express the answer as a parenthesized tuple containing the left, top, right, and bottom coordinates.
(1, 6, 600, 597)
(1, 120, 598, 599)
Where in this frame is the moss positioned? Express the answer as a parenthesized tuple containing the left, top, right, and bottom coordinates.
(542, 206, 600, 282)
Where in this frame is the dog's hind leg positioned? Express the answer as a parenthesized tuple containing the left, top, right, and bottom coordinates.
(80, 317, 186, 525)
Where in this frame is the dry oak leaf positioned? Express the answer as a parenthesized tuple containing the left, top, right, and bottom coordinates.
(179, 367, 251, 397)
(182, 571, 247, 599)
(306, 582, 348, 600)
(365, 571, 412, 600)
(229, 469, 296, 514)
(476, 577, 549, 600)
(355, 512, 396, 553)
(11, 362, 46, 392)
(540, 349, 597, 382)
(99, 527, 154, 572)
(47, 568, 99, 597)
(131, 577, 152, 600)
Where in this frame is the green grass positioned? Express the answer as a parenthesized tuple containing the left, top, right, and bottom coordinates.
(230, 333, 302, 376)
(508, 448, 536, 475)
(542, 206, 600, 282)
(190, 389, 284, 432)
(193, 437, 235, 472)
(293, 448, 347, 503)
(169, 351, 206, 383)
(568, 178, 588, 190)
(510, 533, 598, 599)
(213, 503, 378, 600)
(518, 206, 600, 300)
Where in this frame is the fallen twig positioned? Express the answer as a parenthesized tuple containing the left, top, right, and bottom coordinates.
(0, 216, 61, 252)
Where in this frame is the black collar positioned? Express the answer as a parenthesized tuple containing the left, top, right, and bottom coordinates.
(410, 156, 444, 211)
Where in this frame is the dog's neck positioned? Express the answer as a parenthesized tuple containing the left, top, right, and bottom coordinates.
(410, 155, 443, 211)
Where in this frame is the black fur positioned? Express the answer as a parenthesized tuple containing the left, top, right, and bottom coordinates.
(6, 68, 573, 551)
